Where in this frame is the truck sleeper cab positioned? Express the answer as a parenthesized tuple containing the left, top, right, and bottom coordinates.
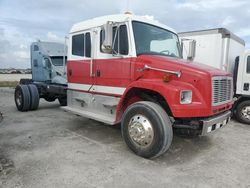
(14, 41, 68, 112)
(63, 14, 233, 158)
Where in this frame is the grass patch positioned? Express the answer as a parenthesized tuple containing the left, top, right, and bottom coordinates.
(0, 81, 19, 87)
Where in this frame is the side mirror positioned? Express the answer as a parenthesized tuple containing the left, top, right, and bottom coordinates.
(187, 40, 196, 60)
(180, 41, 184, 58)
(42, 59, 46, 68)
(101, 21, 113, 53)
(43, 58, 51, 69)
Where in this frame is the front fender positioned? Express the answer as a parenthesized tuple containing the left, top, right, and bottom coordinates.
(116, 79, 210, 122)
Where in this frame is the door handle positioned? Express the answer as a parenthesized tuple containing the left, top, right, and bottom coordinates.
(96, 70, 101, 77)
(68, 69, 72, 76)
(244, 83, 249, 91)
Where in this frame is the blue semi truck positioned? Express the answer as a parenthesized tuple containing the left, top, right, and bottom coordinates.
(14, 41, 68, 111)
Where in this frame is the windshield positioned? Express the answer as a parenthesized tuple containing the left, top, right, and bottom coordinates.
(50, 56, 67, 66)
(132, 21, 181, 58)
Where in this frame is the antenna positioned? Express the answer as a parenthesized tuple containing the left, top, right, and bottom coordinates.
(126, 0, 130, 12)
(124, 0, 132, 14)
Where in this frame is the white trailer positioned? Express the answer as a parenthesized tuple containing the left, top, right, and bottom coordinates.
(179, 28, 250, 124)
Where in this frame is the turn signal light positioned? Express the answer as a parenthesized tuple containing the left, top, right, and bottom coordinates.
(163, 74, 172, 82)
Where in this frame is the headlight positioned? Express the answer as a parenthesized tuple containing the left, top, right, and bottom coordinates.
(180, 90, 192, 104)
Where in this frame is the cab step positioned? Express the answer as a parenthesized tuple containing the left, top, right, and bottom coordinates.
(102, 98, 119, 108)
(61, 106, 116, 125)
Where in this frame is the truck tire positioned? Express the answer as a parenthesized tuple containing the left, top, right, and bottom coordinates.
(14, 85, 31, 112)
(28, 84, 40, 110)
(58, 97, 67, 106)
(235, 100, 250, 124)
(121, 101, 173, 159)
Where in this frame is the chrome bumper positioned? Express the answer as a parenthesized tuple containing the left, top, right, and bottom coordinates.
(201, 111, 231, 136)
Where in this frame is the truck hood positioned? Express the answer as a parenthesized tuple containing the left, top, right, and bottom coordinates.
(137, 55, 231, 77)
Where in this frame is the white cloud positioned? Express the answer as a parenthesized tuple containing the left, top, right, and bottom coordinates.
(176, 2, 200, 11)
(142, 15, 155, 21)
(222, 16, 235, 27)
(19, 44, 27, 49)
(0, 0, 250, 68)
(236, 28, 250, 37)
(14, 51, 29, 59)
(177, 0, 247, 11)
(46, 31, 62, 42)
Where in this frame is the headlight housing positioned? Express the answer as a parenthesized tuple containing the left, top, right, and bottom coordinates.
(180, 90, 192, 104)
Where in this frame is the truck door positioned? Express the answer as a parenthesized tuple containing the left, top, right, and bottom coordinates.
(67, 31, 94, 91)
(91, 24, 131, 96)
(238, 53, 250, 95)
(31, 44, 51, 82)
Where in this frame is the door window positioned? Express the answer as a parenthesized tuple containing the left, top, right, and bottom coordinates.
(33, 59, 38, 67)
(85, 32, 91, 57)
(72, 34, 84, 56)
(100, 24, 129, 55)
(119, 25, 129, 55)
(72, 32, 91, 57)
(112, 25, 129, 55)
(44, 58, 51, 69)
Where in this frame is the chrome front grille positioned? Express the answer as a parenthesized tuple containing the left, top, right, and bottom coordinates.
(212, 76, 233, 106)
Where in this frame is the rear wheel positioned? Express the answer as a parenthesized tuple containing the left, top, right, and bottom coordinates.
(235, 100, 250, 124)
(14, 85, 31, 111)
(28, 84, 40, 110)
(121, 101, 173, 159)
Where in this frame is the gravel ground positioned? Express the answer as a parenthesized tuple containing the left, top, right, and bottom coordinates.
(0, 87, 250, 188)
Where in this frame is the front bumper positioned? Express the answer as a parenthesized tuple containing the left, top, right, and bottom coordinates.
(201, 111, 231, 136)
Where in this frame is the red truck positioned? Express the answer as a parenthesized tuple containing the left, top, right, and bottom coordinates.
(15, 14, 233, 158)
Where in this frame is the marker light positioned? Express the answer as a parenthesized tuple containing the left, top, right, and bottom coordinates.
(163, 74, 173, 82)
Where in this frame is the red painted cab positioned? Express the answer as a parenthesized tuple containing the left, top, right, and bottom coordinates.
(63, 14, 233, 158)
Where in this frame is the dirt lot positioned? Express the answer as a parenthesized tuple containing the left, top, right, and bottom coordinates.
(0, 74, 32, 82)
(0, 88, 250, 188)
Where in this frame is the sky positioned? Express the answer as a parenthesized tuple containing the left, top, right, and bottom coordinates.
(0, 0, 250, 68)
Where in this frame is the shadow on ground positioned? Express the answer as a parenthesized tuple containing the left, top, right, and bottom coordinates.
(65, 116, 213, 165)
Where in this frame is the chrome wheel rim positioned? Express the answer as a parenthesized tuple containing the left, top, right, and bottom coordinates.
(15, 90, 22, 106)
(241, 106, 250, 120)
(128, 114, 154, 148)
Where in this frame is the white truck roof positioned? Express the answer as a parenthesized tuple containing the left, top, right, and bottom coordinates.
(178, 28, 245, 73)
(70, 14, 176, 34)
(179, 28, 245, 46)
(32, 41, 66, 57)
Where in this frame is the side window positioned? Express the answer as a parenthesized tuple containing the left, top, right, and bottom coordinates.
(119, 25, 128, 55)
(44, 58, 51, 69)
(72, 34, 84, 56)
(33, 59, 38, 67)
(34, 45, 39, 51)
(247, 56, 250, 74)
(100, 29, 105, 52)
(112, 26, 118, 53)
(100, 25, 129, 55)
(112, 25, 128, 55)
(72, 33, 91, 57)
(85, 32, 91, 57)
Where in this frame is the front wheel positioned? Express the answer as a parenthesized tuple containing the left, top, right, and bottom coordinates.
(121, 101, 173, 159)
(235, 100, 250, 124)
